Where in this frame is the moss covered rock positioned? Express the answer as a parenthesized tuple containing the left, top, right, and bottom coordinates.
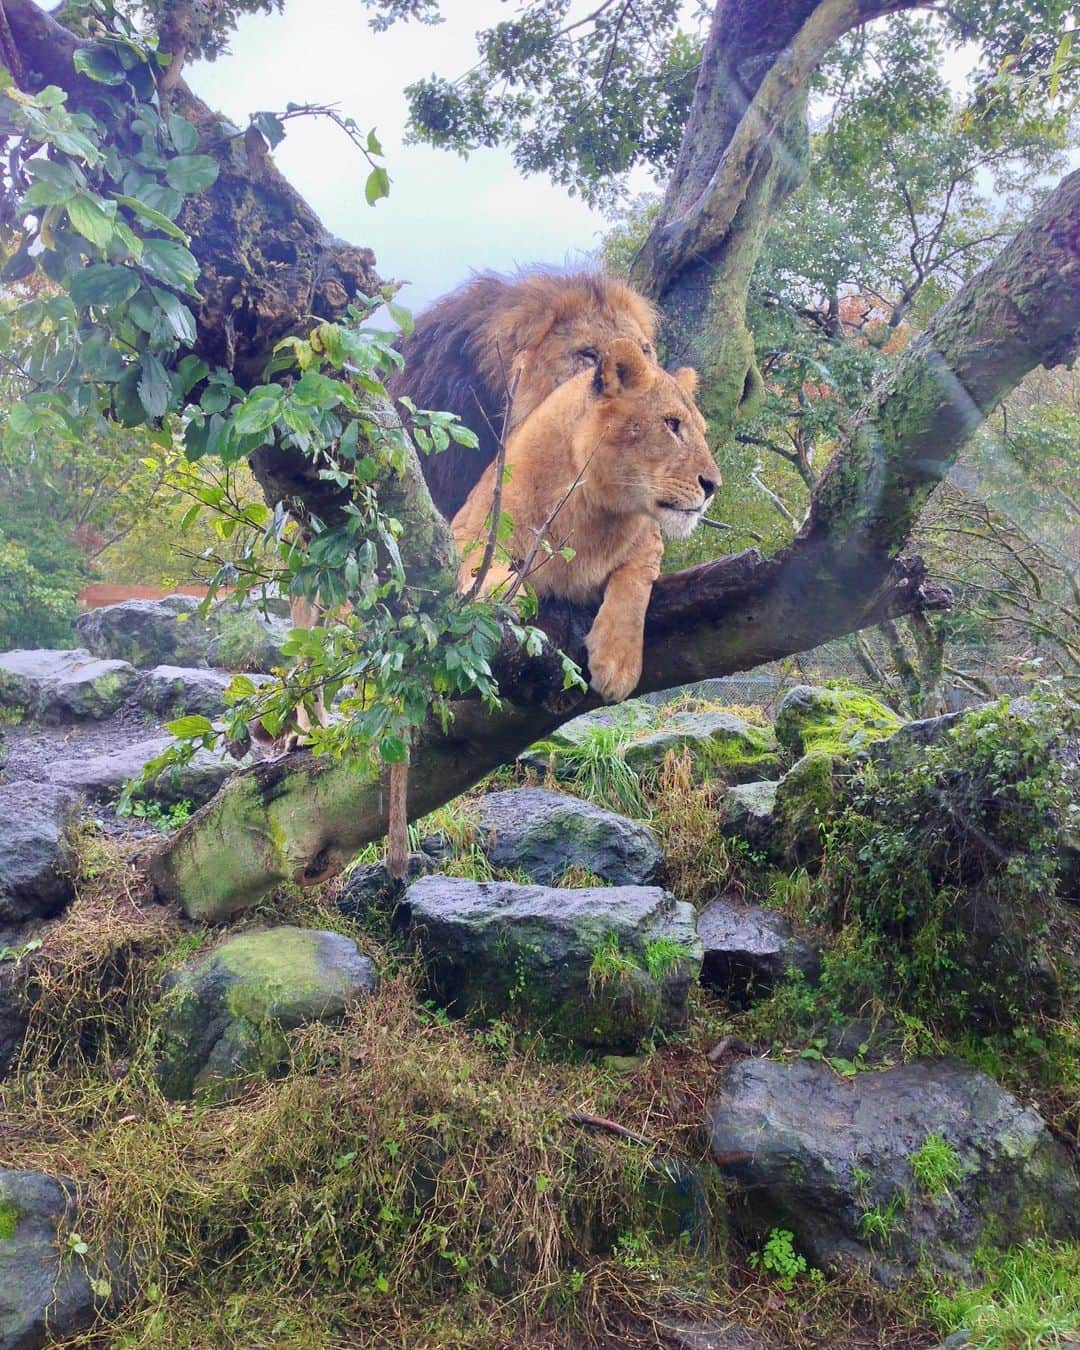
(518, 699, 656, 776)
(155, 926, 378, 1100)
(476, 788, 663, 885)
(774, 685, 901, 760)
(0, 648, 137, 722)
(720, 780, 778, 853)
(623, 711, 781, 785)
(707, 1058, 1080, 1282)
(772, 749, 843, 868)
(395, 877, 701, 1052)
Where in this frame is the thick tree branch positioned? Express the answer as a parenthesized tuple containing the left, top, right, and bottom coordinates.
(150, 170, 1079, 916)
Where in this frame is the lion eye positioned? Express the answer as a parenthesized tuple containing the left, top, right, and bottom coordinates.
(576, 347, 599, 367)
(665, 417, 682, 437)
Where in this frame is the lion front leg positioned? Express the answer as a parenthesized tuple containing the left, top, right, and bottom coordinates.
(584, 533, 662, 704)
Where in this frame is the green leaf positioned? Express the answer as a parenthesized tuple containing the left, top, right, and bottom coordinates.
(166, 714, 215, 739)
(386, 300, 414, 337)
(251, 111, 286, 149)
(113, 193, 188, 241)
(73, 45, 127, 85)
(364, 165, 390, 205)
(1, 246, 35, 281)
(233, 387, 284, 436)
(163, 154, 220, 194)
(140, 238, 200, 293)
(167, 112, 199, 154)
(366, 127, 383, 155)
(67, 192, 116, 249)
(68, 262, 140, 307)
(137, 354, 172, 419)
(150, 286, 196, 345)
(379, 734, 407, 763)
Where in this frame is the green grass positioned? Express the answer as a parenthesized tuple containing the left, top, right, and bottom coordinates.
(908, 1133, 963, 1197)
(926, 1240, 1080, 1348)
(533, 719, 647, 816)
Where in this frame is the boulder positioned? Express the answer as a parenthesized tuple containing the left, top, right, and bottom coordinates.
(155, 926, 379, 1100)
(76, 595, 212, 668)
(0, 783, 78, 925)
(476, 788, 663, 885)
(623, 711, 781, 785)
(138, 665, 269, 718)
(0, 649, 137, 722)
(396, 877, 701, 1051)
(706, 1058, 1080, 1281)
(697, 898, 820, 1004)
(0, 1170, 113, 1349)
(774, 684, 901, 760)
(52, 735, 239, 807)
(771, 750, 842, 868)
(76, 596, 289, 673)
(337, 852, 437, 918)
(720, 781, 778, 853)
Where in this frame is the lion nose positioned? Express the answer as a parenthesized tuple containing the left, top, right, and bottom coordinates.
(699, 474, 717, 499)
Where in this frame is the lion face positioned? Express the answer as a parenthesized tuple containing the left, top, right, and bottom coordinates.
(584, 340, 719, 541)
(504, 277, 658, 427)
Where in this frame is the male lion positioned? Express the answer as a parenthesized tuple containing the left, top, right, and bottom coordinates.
(453, 338, 718, 704)
(390, 270, 659, 519)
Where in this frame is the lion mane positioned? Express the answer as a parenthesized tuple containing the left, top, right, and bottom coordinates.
(389, 269, 658, 519)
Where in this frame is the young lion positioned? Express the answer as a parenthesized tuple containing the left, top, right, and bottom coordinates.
(453, 339, 719, 704)
(390, 270, 659, 518)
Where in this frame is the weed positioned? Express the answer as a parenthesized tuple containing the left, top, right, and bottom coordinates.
(642, 937, 684, 982)
(860, 1192, 906, 1245)
(118, 797, 194, 831)
(533, 718, 646, 816)
(749, 1227, 818, 1292)
(0, 937, 42, 966)
(0, 705, 24, 726)
(908, 1133, 963, 1198)
(588, 933, 640, 993)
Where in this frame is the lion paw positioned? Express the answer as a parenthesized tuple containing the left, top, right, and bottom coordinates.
(585, 631, 642, 705)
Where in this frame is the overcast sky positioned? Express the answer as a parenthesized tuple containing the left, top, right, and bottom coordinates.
(187, 1, 637, 314)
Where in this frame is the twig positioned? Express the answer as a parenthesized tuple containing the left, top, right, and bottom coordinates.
(566, 1111, 657, 1149)
(466, 350, 519, 601)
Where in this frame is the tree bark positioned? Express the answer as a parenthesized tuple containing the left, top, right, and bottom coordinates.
(150, 169, 1080, 917)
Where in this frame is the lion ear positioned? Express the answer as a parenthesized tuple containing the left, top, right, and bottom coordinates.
(595, 339, 651, 398)
(674, 367, 699, 396)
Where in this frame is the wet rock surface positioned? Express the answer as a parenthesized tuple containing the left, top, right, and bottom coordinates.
(0, 648, 137, 722)
(476, 787, 663, 885)
(697, 897, 820, 1003)
(0, 782, 79, 925)
(396, 876, 701, 1051)
(707, 1057, 1080, 1280)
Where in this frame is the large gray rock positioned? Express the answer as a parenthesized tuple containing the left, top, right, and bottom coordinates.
(396, 877, 701, 1051)
(0, 783, 78, 924)
(155, 926, 379, 1100)
(623, 711, 781, 785)
(52, 735, 239, 807)
(0, 1170, 112, 1349)
(138, 664, 269, 718)
(476, 788, 663, 885)
(76, 596, 289, 673)
(697, 898, 820, 1004)
(76, 595, 212, 668)
(720, 781, 778, 853)
(707, 1058, 1080, 1281)
(0, 649, 137, 722)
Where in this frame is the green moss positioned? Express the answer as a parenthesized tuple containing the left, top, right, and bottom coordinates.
(0, 1200, 18, 1240)
(775, 684, 901, 760)
(773, 749, 841, 867)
